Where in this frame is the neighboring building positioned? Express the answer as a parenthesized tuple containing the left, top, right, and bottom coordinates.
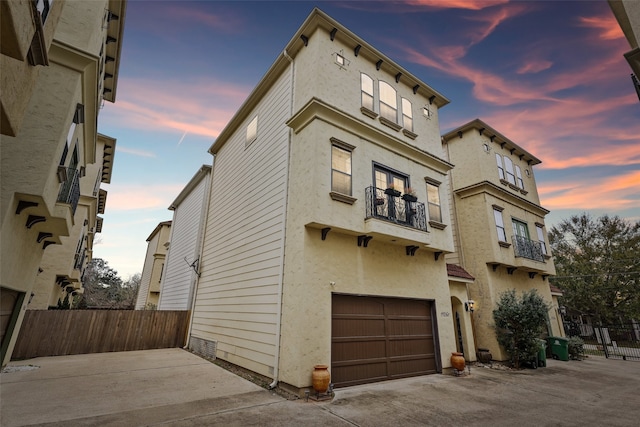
(189, 8, 466, 393)
(442, 119, 560, 362)
(1, 0, 126, 367)
(608, 0, 640, 100)
(158, 165, 211, 311)
(135, 221, 172, 310)
(30, 134, 116, 309)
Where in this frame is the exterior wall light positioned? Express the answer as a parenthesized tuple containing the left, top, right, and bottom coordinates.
(465, 300, 475, 312)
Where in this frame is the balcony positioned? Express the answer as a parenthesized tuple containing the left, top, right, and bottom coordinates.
(512, 235, 545, 262)
(365, 186, 427, 232)
(57, 167, 81, 215)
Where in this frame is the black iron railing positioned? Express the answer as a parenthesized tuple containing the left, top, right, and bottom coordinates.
(57, 167, 81, 215)
(365, 186, 427, 232)
(512, 235, 544, 262)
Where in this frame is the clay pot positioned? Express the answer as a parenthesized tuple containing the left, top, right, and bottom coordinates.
(312, 364, 331, 393)
(450, 352, 465, 371)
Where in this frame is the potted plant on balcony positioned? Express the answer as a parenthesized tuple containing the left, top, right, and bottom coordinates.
(402, 187, 417, 203)
(384, 183, 401, 197)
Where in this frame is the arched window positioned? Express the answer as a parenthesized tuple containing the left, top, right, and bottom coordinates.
(379, 81, 397, 123)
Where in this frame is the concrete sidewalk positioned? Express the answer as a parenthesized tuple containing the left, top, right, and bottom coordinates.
(2, 348, 639, 426)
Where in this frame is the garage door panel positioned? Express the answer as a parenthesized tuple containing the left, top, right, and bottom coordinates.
(332, 294, 438, 388)
(332, 298, 384, 315)
(388, 337, 435, 356)
(332, 362, 388, 387)
(389, 358, 437, 377)
(386, 319, 433, 335)
(332, 317, 385, 337)
(332, 339, 386, 361)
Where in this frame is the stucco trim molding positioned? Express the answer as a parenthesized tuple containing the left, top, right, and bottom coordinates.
(330, 192, 357, 205)
(456, 181, 550, 216)
(287, 97, 454, 174)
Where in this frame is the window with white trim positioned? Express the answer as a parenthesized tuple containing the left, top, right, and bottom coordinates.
(401, 98, 413, 131)
(536, 224, 547, 255)
(496, 154, 505, 180)
(361, 73, 374, 112)
(515, 165, 524, 189)
(426, 181, 441, 222)
(503, 156, 516, 185)
(379, 81, 397, 123)
(331, 144, 352, 196)
(493, 207, 507, 242)
(246, 116, 258, 146)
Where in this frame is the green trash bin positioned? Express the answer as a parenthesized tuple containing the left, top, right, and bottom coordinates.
(537, 339, 547, 367)
(547, 336, 569, 361)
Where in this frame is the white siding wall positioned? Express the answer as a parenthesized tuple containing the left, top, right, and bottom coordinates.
(135, 234, 158, 310)
(158, 174, 209, 310)
(191, 66, 292, 377)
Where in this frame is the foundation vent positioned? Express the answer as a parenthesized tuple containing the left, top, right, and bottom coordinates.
(189, 336, 217, 361)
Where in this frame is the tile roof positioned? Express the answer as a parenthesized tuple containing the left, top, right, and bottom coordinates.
(447, 264, 475, 281)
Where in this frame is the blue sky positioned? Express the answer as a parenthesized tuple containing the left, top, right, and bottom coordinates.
(96, 0, 640, 279)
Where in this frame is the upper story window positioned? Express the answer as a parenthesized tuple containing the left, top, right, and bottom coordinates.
(401, 98, 413, 132)
(246, 116, 258, 147)
(426, 181, 441, 223)
(36, 0, 53, 24)
(60, 104, 84, 166)
(503, 156, 516, 186)
(496, 154, 505, 180)
(331, 144, 352, 196)
(361, 73, 374, 112)
(515, 165, 524, 190)
(536, 224, 547, 255)
(493, 206, 507, 243)
(379, 81, 397, 123)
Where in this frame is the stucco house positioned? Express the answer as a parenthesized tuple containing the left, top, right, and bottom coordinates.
(157, 165, 211, 311)
(187, 8, 475, 393)
(135, 221, 172, 310)
(608, 0, 640, 99)
(30, 134, 116, 309)
(1, 0, 126, 367)
(442, 119, 560, 361)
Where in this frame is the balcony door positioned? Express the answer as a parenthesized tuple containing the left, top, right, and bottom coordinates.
(512, 219, 529, 240)
(374, 166, 408, 221)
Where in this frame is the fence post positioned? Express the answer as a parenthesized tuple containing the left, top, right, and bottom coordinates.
(597, 322, 609, 359)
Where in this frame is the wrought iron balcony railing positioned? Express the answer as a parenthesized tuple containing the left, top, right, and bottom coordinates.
(57, 167, 81, 215)
(512, 235, 545, 262)
(365, 186, 427, 232)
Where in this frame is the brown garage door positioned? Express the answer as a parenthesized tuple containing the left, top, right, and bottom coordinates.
(331, 294, 438, 388)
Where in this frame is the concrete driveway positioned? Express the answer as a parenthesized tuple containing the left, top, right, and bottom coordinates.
(2, 348, 638, 426)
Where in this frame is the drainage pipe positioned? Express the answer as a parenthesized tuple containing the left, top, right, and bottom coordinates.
(269, 48, 294, 389)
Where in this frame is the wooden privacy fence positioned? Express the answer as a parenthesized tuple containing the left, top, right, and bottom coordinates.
(12, 310, 189, 360)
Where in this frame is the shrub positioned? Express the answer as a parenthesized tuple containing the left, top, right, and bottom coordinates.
(568, 336, 585, 360)
(493, 289, 550, 368)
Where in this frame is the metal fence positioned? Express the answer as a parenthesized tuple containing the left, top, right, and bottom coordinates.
(565, 322, 640, 360)
(365, 186, 427, 231)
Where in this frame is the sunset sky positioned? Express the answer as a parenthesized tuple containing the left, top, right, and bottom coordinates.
(96, 0, 640, 279)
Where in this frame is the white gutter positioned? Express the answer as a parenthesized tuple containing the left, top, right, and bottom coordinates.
(269, 49, 294, 389)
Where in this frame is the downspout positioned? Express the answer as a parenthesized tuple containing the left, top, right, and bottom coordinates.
(184, 160, 215, 348)
(269, 49, 294, 389)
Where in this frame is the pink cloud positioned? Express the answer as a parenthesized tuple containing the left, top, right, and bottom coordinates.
(164, 5, 244, 33)
(106, 184, 184, 211)
(578, 14, 624, 40)
(463, 3, 531, 46)
(102, 77, 249, 139)
(539, 170, 640, 211)
(517, 60, 553, 74)
(405, 0, 509, 10)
